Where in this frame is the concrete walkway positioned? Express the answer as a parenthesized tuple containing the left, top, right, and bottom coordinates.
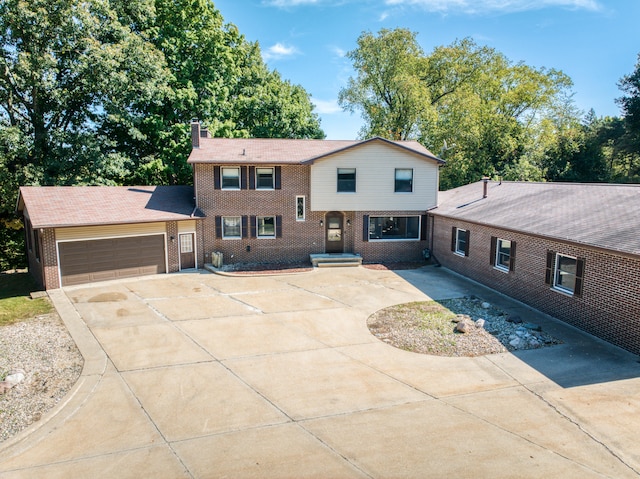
(1, 266, 639, 478)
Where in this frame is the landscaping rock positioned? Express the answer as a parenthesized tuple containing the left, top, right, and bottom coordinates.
(475, 319, 486, 328)
(4, 369, 26, 386)
(481, 302, 491, 309)
(455, 320, 472, 333)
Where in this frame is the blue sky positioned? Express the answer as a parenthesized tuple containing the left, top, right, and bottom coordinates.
(214, 0, 640, 140)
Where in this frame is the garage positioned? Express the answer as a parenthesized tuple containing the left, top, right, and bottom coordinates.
(59, 235, 166, 287)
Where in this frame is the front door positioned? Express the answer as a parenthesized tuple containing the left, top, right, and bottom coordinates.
(179, 233, 195, 269)
(325, 212, 344, 254)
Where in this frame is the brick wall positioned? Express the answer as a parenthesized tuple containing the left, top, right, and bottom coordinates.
(430, 215, 640, 355)
(41, 228, 59, 289)
(195, 164, 323, 264)
(194, 164, 428, 265)
(166, 221, 180, 273)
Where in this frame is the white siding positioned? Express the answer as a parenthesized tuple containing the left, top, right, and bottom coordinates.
(178, 220, 196, 233)
(55, 222, 166, 241)
(310, 142, 439, 211)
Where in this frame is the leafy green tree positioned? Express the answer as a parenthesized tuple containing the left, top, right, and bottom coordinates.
(124, 0, 324, 184)
(340, 29, 575, 189)
(339, 29, 426, 140)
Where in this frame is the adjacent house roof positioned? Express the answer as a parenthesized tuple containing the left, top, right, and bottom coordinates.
(17, 186, 204, 229)
(187, 136, 443, 165)
(432, 180, 640, 256)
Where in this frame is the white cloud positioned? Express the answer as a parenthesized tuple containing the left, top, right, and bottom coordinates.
(383, 0, 601, 14)
(331, 46, 347, 58)
(379, 11, 390, 21)
(263, 42, 301, 60)
(312, 98, 342, 114)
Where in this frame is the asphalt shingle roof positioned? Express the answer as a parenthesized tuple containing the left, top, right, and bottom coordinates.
(18, 186, 203, 229)
(432, 180, 640, 256)
(187, 136, 443, 165)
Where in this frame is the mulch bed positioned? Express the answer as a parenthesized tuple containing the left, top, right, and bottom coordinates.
(218, 261, 427, 275)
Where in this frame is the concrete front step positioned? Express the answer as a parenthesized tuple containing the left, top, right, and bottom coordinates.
(310, 254, 363, 268)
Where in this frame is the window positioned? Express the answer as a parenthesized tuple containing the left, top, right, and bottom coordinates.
(545, 251, 585, 297)
(554, 254, 577, 293)
(451, 227, 469, 256)
(257, 216, 276, 238)
(296, 196, 305, 221)
(337, 168, 356, 192)
(395, 168, 413, 192)
(491, 237, 515, 272)
(180, 234, 193, 253)
(256, 168, 274, 189)
(222, 216, 242, 238)
(222, 167, 240, 189)
(368, 216, 420, 241)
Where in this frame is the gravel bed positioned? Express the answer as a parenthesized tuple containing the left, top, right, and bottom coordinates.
(0, 312, 83, 443)
(368, 296, 563, 357)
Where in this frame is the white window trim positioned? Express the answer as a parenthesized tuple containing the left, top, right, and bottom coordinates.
(394, 168, 414, 194)
(494, 238, 510, 273)
(368, 215, 421, 242)
(454, 228, 467, 256)
(222, 216, 242, 239)
(337, 168, 357, 193)
(256, 216, 276, 239)
(256, 167, 275, 190)
(553, 252, 577, 295)
(221, 167, 241, 190)
(296, 195, 306, 221)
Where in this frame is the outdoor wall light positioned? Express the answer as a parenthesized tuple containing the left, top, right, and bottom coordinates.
(319, 220, 324, 226)
(246, 245, 251, 252)
(170, 236, 176, 243)
(346, 219, 351, 226)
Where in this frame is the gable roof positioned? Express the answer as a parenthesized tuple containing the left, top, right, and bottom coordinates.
(432, 180, 640, 256)
(18, 186, 204, 229)
(187, 136, 443, 165)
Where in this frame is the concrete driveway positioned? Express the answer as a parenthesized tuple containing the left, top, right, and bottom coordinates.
(1, 266, 640, 478)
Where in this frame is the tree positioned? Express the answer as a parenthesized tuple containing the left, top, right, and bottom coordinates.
(122, 0, 324, 184)
(0, 0, 170, 183)
(339, 29, 426, 140)
(340, 29, 576, 188)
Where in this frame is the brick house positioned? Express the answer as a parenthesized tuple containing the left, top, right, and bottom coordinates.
(428, 179, 640, 355)
(188, 122, 443, 268)
(17, 123, 443, 289)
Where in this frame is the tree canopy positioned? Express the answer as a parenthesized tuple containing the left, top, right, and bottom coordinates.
(0, 0, 323, 270)
(339, 29, 577, 189)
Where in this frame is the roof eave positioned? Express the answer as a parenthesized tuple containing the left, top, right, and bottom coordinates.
(428, 209, 640, 259)
(301, 137, 444, 165)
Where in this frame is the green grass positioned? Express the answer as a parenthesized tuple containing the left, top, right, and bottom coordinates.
(0, 272, 52, 326)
